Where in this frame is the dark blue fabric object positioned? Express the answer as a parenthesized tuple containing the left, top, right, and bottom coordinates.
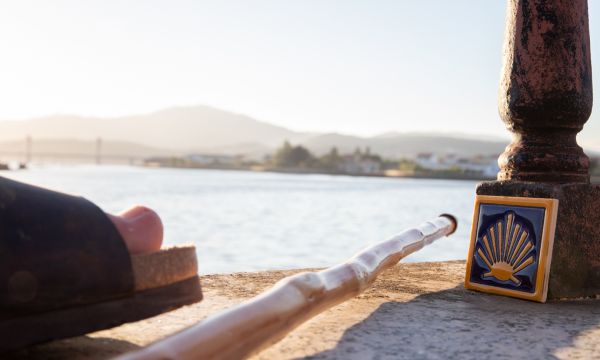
(0, 176, 133, 319)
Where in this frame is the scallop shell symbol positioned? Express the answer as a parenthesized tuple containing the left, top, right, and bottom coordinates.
(476, 211, 535, 285)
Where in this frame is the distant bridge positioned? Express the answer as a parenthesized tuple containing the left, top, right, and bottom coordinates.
(0, 151, 146, 165)
(0, 137, 147, 165)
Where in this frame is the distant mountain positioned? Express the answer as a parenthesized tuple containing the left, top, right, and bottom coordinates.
(0, 106, 308, 151)
(0, 105, 510, 160)
(301, 133, 507, 158)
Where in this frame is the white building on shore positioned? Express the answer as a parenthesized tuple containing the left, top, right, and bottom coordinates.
(338, 155, 382, 175)
(415, 153, 499, 178)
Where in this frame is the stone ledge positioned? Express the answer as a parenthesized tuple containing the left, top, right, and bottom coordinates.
(6, 261, 600, 359)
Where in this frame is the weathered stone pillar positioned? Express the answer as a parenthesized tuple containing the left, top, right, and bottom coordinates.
(497, 0, 592, 183)
(477, 0, 600, 298)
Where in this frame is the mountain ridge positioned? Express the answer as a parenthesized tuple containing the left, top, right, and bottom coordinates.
(0, 105, 509, 159)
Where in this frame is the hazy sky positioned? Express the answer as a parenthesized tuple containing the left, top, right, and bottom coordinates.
(2, 1, 600, 147)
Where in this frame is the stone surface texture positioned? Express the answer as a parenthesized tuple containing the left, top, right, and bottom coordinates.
(4, 261, 600, 360)
(477, 181, 600, 298)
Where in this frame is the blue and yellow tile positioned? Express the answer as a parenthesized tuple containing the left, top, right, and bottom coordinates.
(465, 195, 558, 302)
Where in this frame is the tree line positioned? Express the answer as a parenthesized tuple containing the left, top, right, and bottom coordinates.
(271, 141, 383, 171)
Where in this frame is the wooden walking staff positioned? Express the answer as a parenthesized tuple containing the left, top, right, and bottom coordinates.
(118, 215, 456, 360)
(475, 0, 600, 299)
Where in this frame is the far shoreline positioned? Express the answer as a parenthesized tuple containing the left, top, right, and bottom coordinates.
(141, 163, 494, 182)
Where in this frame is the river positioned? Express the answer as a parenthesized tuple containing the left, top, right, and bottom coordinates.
(3, 165, 478, 274)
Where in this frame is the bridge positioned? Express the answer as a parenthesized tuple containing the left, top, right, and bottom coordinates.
(0, 137, 148, 166)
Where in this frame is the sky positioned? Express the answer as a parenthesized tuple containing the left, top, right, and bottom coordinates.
(2, 1, 600, 147)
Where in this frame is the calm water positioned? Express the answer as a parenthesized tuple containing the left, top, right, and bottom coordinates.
(3, 165, 477, 274)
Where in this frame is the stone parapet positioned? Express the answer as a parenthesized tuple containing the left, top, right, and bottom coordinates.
(7, 261, 600, 359)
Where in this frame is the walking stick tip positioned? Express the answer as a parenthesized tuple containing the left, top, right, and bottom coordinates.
(439, 213, 457, 235)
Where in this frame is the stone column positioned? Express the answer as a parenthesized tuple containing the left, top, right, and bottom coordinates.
(498, 0, 592, 183)
(478, 0, 600, 298)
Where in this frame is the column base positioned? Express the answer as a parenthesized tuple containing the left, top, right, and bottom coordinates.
(477, 181, 600, 299)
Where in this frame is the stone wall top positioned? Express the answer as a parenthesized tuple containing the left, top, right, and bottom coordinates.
(7, 261, 600, 360)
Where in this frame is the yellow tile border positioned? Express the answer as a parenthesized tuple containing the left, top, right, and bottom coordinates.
(464, 195, 559, 303)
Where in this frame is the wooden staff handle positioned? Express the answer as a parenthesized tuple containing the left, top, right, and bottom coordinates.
(118, 214, 457, 360)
